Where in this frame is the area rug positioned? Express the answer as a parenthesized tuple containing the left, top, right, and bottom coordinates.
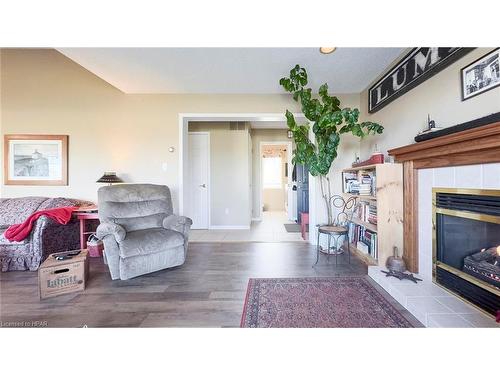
(284, 223, 308, 233)
(240, 277, 414, 328)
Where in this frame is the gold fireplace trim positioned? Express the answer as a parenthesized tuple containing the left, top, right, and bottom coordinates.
(432, 188, 500, 298)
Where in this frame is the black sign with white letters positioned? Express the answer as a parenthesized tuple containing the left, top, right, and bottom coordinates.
(368, 48, 474, 113)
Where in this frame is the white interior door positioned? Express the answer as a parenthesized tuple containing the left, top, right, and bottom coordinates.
(188, 133, 209, 229)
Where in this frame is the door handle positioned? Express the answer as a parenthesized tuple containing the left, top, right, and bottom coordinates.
(199, 184, 206, 188)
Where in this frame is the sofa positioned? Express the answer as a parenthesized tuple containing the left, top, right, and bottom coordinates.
(0, 197, 91, 272)
(96, 184, 192, 280)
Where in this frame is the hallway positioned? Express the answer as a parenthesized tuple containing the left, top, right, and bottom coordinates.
(189, 211, 305, 242)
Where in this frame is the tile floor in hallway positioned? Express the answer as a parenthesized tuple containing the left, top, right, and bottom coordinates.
(189, 211, 306, 242)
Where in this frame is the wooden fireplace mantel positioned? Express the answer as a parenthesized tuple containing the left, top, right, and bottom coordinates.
(388, 121, 500, 272)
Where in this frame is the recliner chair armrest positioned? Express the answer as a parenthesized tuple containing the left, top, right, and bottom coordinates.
(163, 215, 193, 237)
(96, 222, 126, 243)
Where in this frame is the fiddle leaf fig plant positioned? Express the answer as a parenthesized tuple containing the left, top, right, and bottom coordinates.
(280, 64, 384, 224)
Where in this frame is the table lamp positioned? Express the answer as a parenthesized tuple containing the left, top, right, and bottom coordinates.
(96, 172, 123, 185)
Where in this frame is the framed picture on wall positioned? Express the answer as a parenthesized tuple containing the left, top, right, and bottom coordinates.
(4, 134, 68, 185)
(461, 48, 500, 101)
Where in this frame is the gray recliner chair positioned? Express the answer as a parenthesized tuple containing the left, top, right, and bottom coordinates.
(96, 184, 192, 280)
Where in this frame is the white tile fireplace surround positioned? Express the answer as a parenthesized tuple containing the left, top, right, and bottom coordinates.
(369, 163, 500, 328)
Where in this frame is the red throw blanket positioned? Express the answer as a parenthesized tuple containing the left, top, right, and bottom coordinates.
(4, 206, 77, 242)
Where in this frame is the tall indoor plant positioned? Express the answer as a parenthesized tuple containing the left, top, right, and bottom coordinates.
(280, 65, 384, 224)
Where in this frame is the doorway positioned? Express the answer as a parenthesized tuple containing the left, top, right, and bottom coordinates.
(178, 113, 317, 244)
(259, 142, 293, 221)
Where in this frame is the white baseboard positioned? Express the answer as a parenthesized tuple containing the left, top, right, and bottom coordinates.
(208, 225, 250, 230)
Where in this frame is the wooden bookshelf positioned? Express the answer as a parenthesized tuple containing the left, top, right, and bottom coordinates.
(350, 217, 377, 232)
(342, 164, 378, 172)
(349, 244, 378, 266)
(342, 163, 403, 266)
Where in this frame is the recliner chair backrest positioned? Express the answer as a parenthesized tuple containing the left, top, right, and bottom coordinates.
(98, 184, 173, 232)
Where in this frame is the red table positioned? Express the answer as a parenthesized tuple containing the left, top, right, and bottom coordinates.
(73, 210, 99, 249)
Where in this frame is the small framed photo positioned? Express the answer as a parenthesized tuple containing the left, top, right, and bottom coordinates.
(461, 48, 500, 101)
(4, 134, 68, 185)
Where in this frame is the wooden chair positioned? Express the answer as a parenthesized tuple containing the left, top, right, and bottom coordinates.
(313, 195, 358, 266)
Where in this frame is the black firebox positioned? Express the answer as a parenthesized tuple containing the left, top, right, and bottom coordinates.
(433, 189, 500, 317)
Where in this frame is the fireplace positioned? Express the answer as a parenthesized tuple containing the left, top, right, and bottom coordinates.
(433, 188, 500, 316)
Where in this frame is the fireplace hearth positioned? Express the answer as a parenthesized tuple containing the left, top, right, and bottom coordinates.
(433, 188, 500, 317)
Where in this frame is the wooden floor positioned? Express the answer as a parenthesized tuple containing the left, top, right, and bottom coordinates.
(0, 242, 419, 327)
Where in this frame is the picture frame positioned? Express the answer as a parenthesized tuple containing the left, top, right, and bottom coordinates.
(4, 134, 68, 185)
(461, 48, 500, 101)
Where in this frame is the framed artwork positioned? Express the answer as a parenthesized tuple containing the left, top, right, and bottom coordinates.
(461, 48, 500, 101)
(4, 134, 68, 185)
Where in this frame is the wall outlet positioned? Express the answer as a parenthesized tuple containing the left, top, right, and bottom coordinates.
(161, 162, 168, 172)
(225, 208, 229, 215)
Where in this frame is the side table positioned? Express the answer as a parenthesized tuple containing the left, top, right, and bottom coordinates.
(73, 211, 99, 249)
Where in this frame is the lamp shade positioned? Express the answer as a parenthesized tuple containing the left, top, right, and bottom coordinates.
(96, 172, 123, 184)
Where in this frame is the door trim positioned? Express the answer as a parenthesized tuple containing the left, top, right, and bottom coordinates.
(188, 131, 210, 229)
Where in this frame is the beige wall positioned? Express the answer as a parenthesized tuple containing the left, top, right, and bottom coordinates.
(263, 188, 285, 211)
(359, 48, 500, 159)
(0, 49, 302, 214)
(188, 122, 250, 227)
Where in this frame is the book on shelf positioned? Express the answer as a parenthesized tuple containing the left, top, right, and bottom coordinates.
(354, 201, 377, 226)
(349, 222, 378, 259)
(356, 241, 369, 255)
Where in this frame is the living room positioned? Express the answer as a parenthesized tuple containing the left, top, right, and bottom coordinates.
(1, 1, 499, 374)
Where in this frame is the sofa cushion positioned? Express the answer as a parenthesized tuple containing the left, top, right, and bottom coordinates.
(0, 197, 47, 227)
(119, 228, 184, 259)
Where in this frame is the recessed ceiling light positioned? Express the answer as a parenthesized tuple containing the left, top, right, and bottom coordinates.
(319, 47, 336, 54)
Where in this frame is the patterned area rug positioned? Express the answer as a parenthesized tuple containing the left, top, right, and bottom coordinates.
(240, 277, 414, 328)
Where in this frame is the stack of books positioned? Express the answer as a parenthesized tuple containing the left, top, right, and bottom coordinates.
(358, 183, 371, 196)
(359, 173, 374, 196)
(343, 172, 358, 193)
(343, 170, 376, 197)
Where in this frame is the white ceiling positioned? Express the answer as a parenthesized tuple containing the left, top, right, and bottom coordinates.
(57, 48, 404, 94)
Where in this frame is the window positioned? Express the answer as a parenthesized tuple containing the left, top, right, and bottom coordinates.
(262, 157, 282, 189)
